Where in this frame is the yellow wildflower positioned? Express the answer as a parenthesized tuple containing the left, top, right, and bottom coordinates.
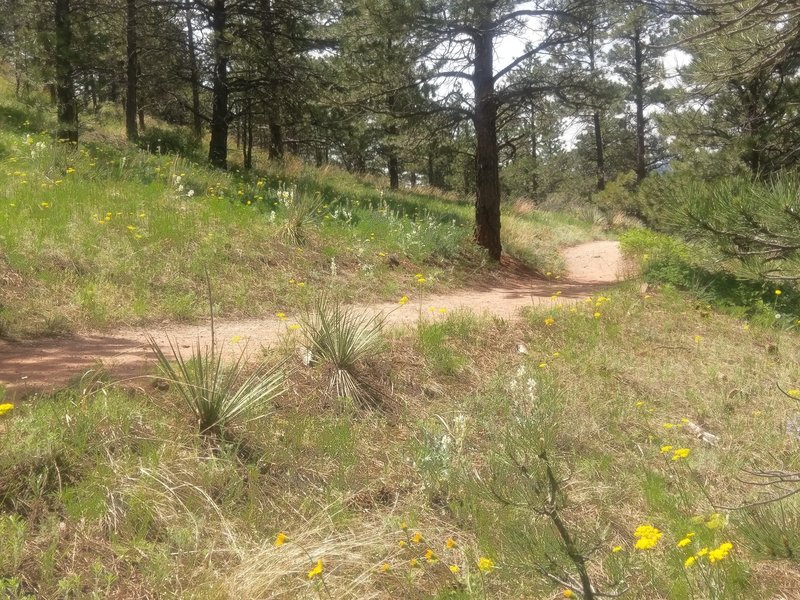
(275, 312, 287, 320)
(307, 559, 323, 579)
(449, 564, 460, 574)
(708, 542, 733, 563)
(663, 422, 675, 429)
(398, 540, 407, 548)
(787, 389, 800, 398)
(775, 289, 782, 295)
(0, 403, 14, 416)
(611, 546, 622, 553)
(379, 563, 391, 573)
(409, 558, 419, 568)
(424, 548, 437, 563)
(544, 317, 555, 326)
(672, 448, 691, 461)
(478, 557, 495, 573)
(593, 312, 601, 319)
(633, 525, 662, 550)
(660, 445, 673, 453)
(274, 532, 287, 547)
(677, 537, 692, 548)
(539, 363, 547, 368)
(445, 537, 457, 549)
(411, 531, 423, 544)
(398, 295, 409, 305)
(400, 521, 408, 531)
(563, 591, 575, 598)
(694, 335, 702, 344)
(684, 556, 696, 567)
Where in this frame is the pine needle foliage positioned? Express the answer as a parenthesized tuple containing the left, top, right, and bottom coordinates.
(149, 337, 286, 436)
(301, 296, 385, 405)
(675, 174, 800, 282)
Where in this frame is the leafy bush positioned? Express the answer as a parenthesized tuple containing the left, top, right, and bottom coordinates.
(138, 127, 202, 159)
(150, 337, 286, 436)
(593, 170, 638, 214)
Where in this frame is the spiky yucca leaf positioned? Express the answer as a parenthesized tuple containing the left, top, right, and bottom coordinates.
(301, 296, 385, 404)
(149, 337, 285, 435)
(281, 191, 323, 245)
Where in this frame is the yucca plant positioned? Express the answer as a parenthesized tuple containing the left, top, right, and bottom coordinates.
(149, 337, 285, 436)
(301, 296, 385, 405)
(280, 189, 324, 245)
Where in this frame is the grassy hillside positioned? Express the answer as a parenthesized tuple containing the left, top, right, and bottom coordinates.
(0, 88, 600, 338)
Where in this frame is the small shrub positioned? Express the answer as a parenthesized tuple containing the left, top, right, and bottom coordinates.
(593, 170, 638, 214)
(150, 337, 286, 436)
(301, 296, 385, 405)
(275, 186, 323, 245)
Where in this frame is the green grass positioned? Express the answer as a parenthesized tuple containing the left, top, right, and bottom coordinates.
(620, 228, 800, 327)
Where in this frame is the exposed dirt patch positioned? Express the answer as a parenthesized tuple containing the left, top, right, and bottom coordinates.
(0, 240, 627, 398)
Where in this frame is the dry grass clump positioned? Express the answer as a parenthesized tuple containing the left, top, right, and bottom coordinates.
(230, 515, 395, 599)
(230, 510, 480, 600)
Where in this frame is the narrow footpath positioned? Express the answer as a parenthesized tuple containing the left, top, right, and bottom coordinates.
(0, 240, 626, 398)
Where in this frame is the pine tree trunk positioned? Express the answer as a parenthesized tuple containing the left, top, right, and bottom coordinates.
(587, 23, 605, 191)
(55, 0, 78, 143)
(185, 4, 202, 138)
(742, 80, 764, 176)
(208, 0, 229, 169)
(472, 18, 502, 261)
(593, 111, 605, 190)
(530, 103, 539, 195)
(633, 27, 646, 182)
(89, 73, 98, 113)
(388, 155, 399, 189)
(243, 100, 254, 169)
(125, 0, 138, 141)
(268, 107, 284, 159)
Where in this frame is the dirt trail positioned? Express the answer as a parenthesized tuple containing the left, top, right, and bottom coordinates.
(0, 240, 626, 398)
